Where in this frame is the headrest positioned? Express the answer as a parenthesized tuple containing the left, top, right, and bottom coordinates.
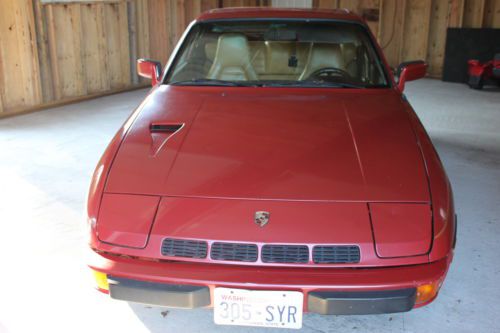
(308, 43, 344, 69)
(212, 33, 252, 68)
(341, 43, 357, 62)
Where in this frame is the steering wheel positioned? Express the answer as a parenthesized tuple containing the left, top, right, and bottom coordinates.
(306, 67, 351, 81)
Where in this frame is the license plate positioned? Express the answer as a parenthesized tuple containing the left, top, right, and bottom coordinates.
(213, 288, 303, 329)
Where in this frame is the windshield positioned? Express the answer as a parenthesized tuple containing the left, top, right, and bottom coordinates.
(165, 20, 389, 88)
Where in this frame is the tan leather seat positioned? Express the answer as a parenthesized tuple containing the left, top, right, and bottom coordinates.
(341, 43, 357, 77)
(259, 42, 309, 80)
(299, 43, 345, 80)
(207, 34, 258, 81)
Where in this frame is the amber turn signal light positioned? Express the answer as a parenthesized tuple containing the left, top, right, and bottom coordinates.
(415, 282, 440, 305)
(92, 270, 109, 293)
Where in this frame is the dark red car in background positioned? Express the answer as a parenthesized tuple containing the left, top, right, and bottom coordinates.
(467, 53, 500, 89)
(87, 8, 456, 330)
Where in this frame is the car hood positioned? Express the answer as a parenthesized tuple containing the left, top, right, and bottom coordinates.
(106, 86, 429, 202)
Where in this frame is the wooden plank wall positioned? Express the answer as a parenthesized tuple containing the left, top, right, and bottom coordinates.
(0, 0, 499, 117)
(314, 0, 500, 76)
(0, 0, 264, 117)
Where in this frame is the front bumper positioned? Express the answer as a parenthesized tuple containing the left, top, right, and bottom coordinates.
(88, 249, 450, 314)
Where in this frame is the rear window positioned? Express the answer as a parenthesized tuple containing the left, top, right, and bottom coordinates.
(165, 20, 389, 88)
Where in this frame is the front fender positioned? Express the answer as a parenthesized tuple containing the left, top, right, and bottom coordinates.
(405, 105, 456, 262)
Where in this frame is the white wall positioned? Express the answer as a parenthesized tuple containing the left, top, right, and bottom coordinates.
(271, 0, 313, 8)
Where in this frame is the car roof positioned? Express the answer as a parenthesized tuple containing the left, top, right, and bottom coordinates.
(196, 7, 364, 23)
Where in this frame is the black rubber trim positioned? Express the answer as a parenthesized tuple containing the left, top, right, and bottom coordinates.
(150, 124, 183, 133)
(108, 276, 210, 308)
(308, 288, 416, 315)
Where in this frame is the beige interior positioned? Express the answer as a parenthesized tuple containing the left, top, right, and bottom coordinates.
(298, 43, 345, 80)
(207, 34, 258, 81)
(341, 43, 358, 77)
(205, 34, 359, 81)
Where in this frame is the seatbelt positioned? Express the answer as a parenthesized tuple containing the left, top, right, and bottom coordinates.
(288, 40, 298, 68)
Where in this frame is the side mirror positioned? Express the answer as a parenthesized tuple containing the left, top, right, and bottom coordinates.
(137, 59, 162, 86)
(396, 60, 427, 92)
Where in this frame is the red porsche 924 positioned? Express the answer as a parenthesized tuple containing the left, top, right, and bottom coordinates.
(87, 7, 456, 330)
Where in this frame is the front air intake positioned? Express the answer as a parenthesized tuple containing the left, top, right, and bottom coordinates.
(261, 245, 309, 263)
(210, 242, 258, 262)
(312, 245, 360, 264)
(161, 238, 208, 259)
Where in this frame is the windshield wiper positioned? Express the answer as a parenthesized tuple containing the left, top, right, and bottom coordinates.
(170, 79, 249, 87)
(259, 81, 365, 89)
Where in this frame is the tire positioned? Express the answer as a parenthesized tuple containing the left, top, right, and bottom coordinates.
(468, 75, 484, 89)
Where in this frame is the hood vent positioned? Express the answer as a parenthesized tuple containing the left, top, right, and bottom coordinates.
(150, 123, 183, 133)
(149, 123, 184, 156)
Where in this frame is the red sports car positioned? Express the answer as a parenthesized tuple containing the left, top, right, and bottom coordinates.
(87, 8, 455, 329)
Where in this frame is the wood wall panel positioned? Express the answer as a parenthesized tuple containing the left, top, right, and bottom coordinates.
(1, 0, 500, 117)
(377, 0, 406, 67)
(483, 0, 500, 27)
(427, 0, 450, 76)
(0, 0, 42, 111)
(148, 0, 171, 65)
(448, 0, 465, 27)
(463, 0, 486, 28)
(48, 4, 86, 98)
(400, 0, 432, 62)
(33, 0, 53, 102)
(81, 3, 109, 93)
(104, 3, 131, 89)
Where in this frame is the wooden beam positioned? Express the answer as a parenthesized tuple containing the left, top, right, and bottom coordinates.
(463, 0, 485, 28)
(185, 0, 202, 23)
(0, 51, 4, 112)
(135, 0, 150, 59)
(33, 0, 54, 103)
(483, 0, 500, 28)
(80, 3, 110, 94)
(22, 0, 43, 106)
(447, 0, 465, 27)
(45, 5, 62, 100)
(148, 0, 170, 64)
(0, 0, 43, 110)
(104, 2, 131, 89)
(378, 0, 407, 67)
(172, 0, 187, 44)
(426, 0, 449, 77)
(127, 0, 139, 85)
(400, 0, 432, 62)
(201, 0, 219, 12)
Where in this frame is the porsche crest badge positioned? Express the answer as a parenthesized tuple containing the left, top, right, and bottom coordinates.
(254, 211, 270, 227)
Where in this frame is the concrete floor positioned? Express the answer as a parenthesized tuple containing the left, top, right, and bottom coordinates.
(0, 79, 499, 333)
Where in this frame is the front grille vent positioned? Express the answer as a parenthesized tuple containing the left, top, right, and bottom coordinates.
(161, 238, 360, 264)
(312, 245, 360, 264)
(261, 245, 309, 263)
(210, 242, 258, 262)
(161, 238, 207, 259)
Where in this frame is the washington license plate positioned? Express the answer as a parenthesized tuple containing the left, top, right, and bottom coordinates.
(214, 288, 303, 329)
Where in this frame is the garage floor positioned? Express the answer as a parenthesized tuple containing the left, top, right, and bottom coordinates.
(0, 79, 499, 333)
